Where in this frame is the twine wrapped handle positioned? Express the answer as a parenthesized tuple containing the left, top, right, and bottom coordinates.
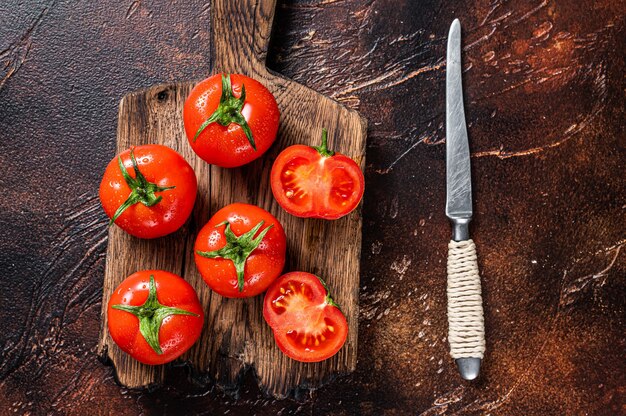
(447, 239, 485, 359)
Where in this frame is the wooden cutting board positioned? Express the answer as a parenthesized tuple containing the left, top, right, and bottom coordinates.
(97, 0, 366, 398)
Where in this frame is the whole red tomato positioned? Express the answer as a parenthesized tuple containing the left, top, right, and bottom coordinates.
(270, 129, 364, 220)
(194, 203, 286, 298)
(263, 272, 348, 362)
(183, 73, 280, 168)
(99, 144, 197, 239)
(107, 270, 204, 365)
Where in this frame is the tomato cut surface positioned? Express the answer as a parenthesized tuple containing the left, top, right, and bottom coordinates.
(270, 130, 364, 220)
(263, 272, 348, 362)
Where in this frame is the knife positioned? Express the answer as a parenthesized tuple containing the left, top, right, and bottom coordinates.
(445, 18, 485, 381)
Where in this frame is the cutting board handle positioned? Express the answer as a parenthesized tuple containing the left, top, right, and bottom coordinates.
(211, 0, 277, 75)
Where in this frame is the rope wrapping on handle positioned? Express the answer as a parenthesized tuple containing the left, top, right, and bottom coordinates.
(447, 239, 485, 359)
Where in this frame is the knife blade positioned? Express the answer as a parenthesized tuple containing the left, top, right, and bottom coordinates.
(446, 18, 472, 234)
(445, 18, 485, 381)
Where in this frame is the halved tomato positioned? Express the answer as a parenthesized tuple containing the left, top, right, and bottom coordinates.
(270, 128, 364, 220)
(263, 272, 348, 362)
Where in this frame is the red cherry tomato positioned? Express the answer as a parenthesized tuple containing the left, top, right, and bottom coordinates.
(263, 272, 348, 362)
(183, 73, 280, 168)
(270, 129, 364, 220)
(99, 144, 197, 239)
(107, 270, 204, 365)
(194, 203, 286, 298)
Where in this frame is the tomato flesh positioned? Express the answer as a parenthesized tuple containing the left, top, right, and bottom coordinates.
(271, 145, 364, 220)
(263, 272, 348, 362)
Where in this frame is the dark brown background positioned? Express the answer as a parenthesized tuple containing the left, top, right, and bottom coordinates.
(0, 0, 624, 414)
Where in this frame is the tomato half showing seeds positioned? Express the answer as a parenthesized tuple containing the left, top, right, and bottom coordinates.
(107, 270, 204, 365)
(99, 144, 197, 239)
(183, 73, 280, 168)
(263, 272, 348, 362)
(194, 203, 287, 298)
(270, 128, 364, 220)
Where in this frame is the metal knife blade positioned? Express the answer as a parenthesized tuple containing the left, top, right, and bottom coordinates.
(446, 19, 472, 242)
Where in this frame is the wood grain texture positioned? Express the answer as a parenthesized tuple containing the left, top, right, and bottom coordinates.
(96, 0, 366, 397)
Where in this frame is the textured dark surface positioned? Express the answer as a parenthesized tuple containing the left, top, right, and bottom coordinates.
(0, 0, 624, 414)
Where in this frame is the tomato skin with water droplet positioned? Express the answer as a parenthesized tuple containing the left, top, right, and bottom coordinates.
(183, 73, 280, 168)
(99, 144, 197, 239)
(194, 203, 287, 298)
(263, 272, 348, 362)
(107, 270, 204, 365)
(270, 145, 364, 220)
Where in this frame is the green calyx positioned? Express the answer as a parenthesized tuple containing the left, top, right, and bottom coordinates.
(111, 275, 198, 355)
(311, 128, 335, 157)
(193, 73, 256, 150)
(316, 275, 341, 310)
(196, 220, 273, 292)
(109, 148, 175, 225)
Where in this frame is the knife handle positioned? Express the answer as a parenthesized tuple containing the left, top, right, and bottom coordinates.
(447, 239, 485, 370)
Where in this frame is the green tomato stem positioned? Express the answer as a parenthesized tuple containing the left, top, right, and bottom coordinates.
(312, 128, 335, 157)
(109, 148, 175, 225)
(316, 274, 341, 310)
(111, 275, 198, 355)
(196, 220, 273, 292)
(193, 74, 256, 151)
